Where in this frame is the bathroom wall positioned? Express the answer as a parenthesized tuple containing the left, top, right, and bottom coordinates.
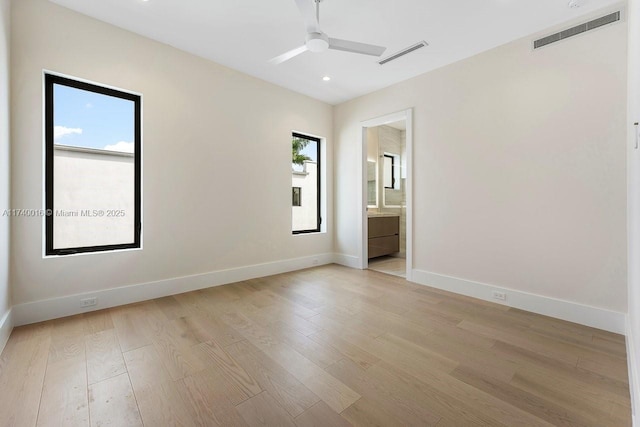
(366, 128, 379, 208)
(379, 126, 404, 207)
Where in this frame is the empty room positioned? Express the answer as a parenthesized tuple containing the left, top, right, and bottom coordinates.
(1, 0, 639, 425)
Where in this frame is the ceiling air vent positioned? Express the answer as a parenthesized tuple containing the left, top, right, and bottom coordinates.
(533, 11, 620, 49)
(378, 41, 428, 65)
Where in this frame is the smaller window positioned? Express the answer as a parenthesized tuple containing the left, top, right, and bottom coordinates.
(383, 154, 395, 189)
(292, 187, 302, 206)
(292, 133, 321, 234)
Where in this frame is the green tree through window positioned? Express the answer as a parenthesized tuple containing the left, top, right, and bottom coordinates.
(292, 136, 311, 165)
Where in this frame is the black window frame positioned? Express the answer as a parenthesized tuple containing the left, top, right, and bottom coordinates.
(292, 132, 321, 234)
(383, 154, 396, 189)
(44, 73, 142, 256)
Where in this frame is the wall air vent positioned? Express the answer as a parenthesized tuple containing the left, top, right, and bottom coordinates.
(533, 11, 620, 49)
(378, 41, 428, 65)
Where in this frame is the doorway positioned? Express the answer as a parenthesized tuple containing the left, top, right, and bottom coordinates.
(359, 109, 413, 280)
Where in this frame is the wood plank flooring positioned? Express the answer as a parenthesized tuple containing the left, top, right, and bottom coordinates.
(0, 264, 631, 426)
(367, 256, 406, 278)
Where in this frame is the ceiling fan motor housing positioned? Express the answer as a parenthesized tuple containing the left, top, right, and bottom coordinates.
(306, 32, 329, 53)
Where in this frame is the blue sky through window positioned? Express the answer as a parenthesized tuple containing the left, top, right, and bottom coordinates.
(299, 140, 317, 162)
(292, 138, 317, 172)
(53, 84, 135, 153)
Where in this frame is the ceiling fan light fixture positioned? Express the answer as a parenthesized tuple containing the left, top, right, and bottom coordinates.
(306, 32, 329, 53)
(268, 0, 387, 65)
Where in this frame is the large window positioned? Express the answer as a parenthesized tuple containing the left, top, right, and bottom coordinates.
(45, 74, 141, 255)
(292, 133, 321, 234)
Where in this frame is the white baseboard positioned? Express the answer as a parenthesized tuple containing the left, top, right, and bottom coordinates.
(8, 257, 629, 335)
(0, 308, 13, 354)
(332, 253, 362, 269)
(627, 318, 639, 426)
(411, 269, 626, 334)
(12, 253, 334, 326)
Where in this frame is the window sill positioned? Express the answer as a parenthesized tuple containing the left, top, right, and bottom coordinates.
(43, 246, 142, 259)
(292, 230, 326, 236)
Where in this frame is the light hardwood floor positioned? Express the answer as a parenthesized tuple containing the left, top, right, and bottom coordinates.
(0, 265, 631, 426)
(368, 256, 406, 278)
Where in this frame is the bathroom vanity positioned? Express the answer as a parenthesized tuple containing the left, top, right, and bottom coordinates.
(368, 214, 400, 258)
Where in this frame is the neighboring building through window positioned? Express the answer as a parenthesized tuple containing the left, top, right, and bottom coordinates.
(44, 74, 141, 255)
(292, 133, 320, 233)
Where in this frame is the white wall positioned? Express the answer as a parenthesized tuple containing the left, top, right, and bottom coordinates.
(292, 161, 318, 231)
(334, 8, 628, 315)
(627, 0, 640, 421)
(0, 0, 11, 348)
(53, 147, 135, 249)
(10, 0, 333, 318)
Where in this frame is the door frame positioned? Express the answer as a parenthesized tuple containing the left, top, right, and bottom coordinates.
(359, 108, 413, 280)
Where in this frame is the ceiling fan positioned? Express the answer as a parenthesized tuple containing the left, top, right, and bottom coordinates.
(269, 0, 387, 65)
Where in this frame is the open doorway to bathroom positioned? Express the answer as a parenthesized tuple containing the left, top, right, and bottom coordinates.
(360, 109, 412, 279)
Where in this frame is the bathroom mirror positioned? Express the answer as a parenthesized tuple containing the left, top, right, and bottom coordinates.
(367, 160, 377, 207)
(383, 152, 402, 207)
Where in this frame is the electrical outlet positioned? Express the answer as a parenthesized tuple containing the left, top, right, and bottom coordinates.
(492, 291, 507, 301)
(81, 297, 97, 308)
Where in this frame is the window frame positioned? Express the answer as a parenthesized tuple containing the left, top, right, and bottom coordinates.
(383, 153, 396, 189)
(44, 73, 142, 256)
(292, 132, 321, 234)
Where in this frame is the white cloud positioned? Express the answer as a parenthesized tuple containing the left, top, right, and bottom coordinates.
(104, 141, 134, 153)
(54, 126, 82, 141)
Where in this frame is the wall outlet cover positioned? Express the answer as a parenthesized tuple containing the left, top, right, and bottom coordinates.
(81, 297, 97, 307)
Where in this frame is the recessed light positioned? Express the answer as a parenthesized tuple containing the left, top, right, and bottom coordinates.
(322, 76, 331, 81)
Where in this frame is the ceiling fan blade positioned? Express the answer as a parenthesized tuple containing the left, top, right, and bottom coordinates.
(328, 38, 386, 57)
(294, 0, 320, 33)
(268, 45, 309, 65)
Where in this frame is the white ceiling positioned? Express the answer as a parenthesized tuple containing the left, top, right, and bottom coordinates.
(49, 0, 621, 105)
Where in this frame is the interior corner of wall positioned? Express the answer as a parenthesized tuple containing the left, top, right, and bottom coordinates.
(626, 317, 640, 424)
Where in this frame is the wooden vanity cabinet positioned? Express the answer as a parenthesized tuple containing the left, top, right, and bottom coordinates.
(368, 216, 400, 259)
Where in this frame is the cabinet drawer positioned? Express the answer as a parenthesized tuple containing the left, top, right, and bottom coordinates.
(368, 216, 399, 238)
(368, 235, 400, 259)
